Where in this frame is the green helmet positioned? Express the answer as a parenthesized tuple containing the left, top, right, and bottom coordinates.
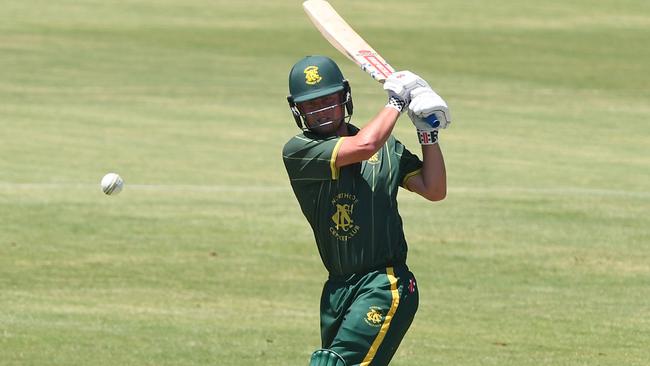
(288, 55, 346, 103)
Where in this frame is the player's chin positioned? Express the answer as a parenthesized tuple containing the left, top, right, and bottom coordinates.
(309, 119, 343, 136)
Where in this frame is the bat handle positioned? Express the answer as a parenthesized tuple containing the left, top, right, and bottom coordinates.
(424, 113, 440, 128)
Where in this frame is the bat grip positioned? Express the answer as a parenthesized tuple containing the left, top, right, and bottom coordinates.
(424, 113, 440, 128)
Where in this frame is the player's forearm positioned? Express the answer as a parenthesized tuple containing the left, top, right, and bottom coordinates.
(420, 143, 446, 200)
(356, 107, 400, 152)
(336, 107, 399, 167)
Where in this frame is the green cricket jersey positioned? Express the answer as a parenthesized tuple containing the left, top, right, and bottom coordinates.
(282, 125, 423, 277)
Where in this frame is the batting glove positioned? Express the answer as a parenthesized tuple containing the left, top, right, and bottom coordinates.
(383, 71, 429, 110)
(407, 88, 451, 145)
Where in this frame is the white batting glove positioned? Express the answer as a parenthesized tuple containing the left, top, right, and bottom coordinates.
(383, 71, 429, 110)
(407, 88, 451, 144)
(408, 88, 451, 129)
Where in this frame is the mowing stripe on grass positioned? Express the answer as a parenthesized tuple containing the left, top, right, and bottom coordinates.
(0, 182, 648, 199)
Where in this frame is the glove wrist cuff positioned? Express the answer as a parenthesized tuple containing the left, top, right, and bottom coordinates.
(417, 130, 439, 145)
(385, 96, 406, 113)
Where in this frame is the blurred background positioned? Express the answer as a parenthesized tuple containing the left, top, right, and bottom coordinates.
(1, 1, 648, 365)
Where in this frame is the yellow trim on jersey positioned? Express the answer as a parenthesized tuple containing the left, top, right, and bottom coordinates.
(330, 137, 346, 180)
(401, 168, 422, 190)
(360, 267, 400, 366)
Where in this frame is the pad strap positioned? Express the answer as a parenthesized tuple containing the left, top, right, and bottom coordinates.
(310, 349, 347, 366)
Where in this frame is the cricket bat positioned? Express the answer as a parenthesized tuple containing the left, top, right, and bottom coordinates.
(302, 0, 440, 126)
(302, 0, 395, 83)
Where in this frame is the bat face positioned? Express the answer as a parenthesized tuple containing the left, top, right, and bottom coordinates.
(303, 0, 395, 82)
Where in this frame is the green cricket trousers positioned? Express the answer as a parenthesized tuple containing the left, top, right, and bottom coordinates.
(319, 263, 419, 366)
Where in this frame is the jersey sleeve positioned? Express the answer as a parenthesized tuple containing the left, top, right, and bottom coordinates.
(395, 139, 423, 188)
(283, 135, 346, 181)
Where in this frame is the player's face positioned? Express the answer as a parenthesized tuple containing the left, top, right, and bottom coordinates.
(299, 92, 346, 136)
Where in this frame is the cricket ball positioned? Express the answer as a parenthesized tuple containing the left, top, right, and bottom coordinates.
(101, 173, 124, 195)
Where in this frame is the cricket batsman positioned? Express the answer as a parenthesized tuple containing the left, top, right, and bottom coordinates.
(283, 55, 450, 366)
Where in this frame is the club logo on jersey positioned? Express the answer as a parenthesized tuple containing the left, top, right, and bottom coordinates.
(330, 193, 360, 241)
(304, 65, 322, 85)
(367, 151, 380, 165)
(365, 306, 384, 327)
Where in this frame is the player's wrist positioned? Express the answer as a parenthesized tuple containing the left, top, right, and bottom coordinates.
(417, 129, 438, 145)
(385, 96, 406, 113)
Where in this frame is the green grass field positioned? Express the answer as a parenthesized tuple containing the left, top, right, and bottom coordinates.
(1, 0, 649, 365)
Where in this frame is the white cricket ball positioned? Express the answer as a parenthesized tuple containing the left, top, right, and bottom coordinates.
(101, 173, 124, 195)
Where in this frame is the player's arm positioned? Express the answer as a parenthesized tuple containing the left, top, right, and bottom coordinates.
(405, 144, 446, 201)
(336, 71, 428, 168)
(404, 86, 452, 201)
(335, 107, 399, 167)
